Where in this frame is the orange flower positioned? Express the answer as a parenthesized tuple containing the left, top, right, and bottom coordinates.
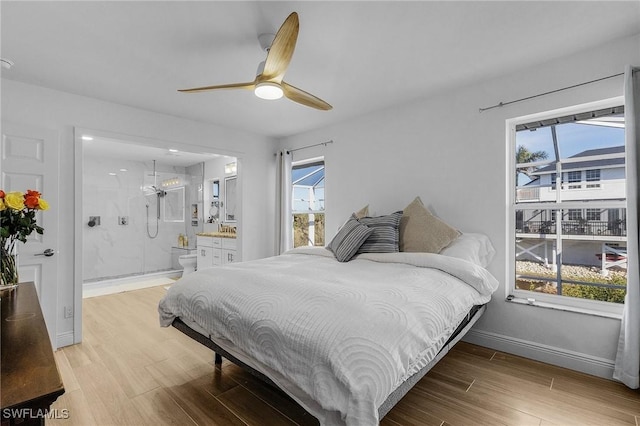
(25, 190, 41, 198)
(24, 195, 40, 209)
(0, 190, 5, 198)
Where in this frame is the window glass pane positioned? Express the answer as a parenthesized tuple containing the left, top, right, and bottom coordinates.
(586, 209, 601, 221)
(560, 239, 626, 304)
(511, 107, 627, 305)
(516, 208, 556, 235)
(292, 160, 325, 248)
(586, 169, 600, 181)
(515, 208, 557, 293)
(567, 171, 581, 183)
(555, 119, 624, 159)
(515, 129, 554, 191)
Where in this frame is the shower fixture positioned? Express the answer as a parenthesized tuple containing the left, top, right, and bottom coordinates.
(146, 160, 162, 238)
(151, 185, 166, 198)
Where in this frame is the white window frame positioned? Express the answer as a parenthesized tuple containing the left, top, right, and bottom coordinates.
(567, 170, 581, 183)
(567, 209, 582, 220)
(586, 208, 601, 221)
(506, 97, 624, 317)
(586, 169, 600, 182)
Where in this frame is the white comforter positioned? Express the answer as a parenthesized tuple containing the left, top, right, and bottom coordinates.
(158, 247, 498, 425)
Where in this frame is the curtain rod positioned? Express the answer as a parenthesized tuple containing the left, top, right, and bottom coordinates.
(287, 140, 334, 154)
(478, 72, 625, 113)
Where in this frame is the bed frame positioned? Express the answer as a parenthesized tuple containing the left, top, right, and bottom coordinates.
(172, 303, 486, 421)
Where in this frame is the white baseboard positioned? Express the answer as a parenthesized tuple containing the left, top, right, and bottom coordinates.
(56, 331, 75, 349)
(83, 271, 181, 298)
(463, 329, 615, 380)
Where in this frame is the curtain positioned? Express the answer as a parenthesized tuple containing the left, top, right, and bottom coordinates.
(614, 66, 640, 389)
(276, 150, 293, 254)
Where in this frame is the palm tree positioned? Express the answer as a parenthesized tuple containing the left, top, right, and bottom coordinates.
(516, 145, 548, 181)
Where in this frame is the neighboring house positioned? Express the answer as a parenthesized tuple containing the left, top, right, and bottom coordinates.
(516, 146, 627, 269)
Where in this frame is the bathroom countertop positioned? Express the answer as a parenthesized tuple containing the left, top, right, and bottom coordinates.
(196, 232, 237, 239)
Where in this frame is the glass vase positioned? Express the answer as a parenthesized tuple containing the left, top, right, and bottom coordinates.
(1, 241, 19, 288)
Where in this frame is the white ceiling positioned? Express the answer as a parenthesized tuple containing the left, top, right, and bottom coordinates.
(81, 136, 226, 167)
(2, 1, 639, 140)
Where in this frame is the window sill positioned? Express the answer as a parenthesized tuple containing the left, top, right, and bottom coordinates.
(505, 295, 623, 320)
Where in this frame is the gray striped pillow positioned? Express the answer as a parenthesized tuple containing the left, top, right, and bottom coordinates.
(357, 211, 403, 253)
(327, 215, 373, 262)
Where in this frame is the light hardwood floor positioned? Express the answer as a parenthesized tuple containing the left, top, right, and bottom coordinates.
(48, 285, 640, 426)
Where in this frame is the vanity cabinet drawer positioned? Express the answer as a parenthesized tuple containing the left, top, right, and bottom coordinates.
(221, 238, 236, 250)
(197, 236, 222, 248)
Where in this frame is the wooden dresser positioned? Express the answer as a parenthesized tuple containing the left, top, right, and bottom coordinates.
(1, 283, 65, 425)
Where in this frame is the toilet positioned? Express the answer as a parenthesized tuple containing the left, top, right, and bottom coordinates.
(178, 250, 197, 276)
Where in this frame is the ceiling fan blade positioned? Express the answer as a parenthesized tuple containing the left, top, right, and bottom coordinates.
(261, 12, 299, 83)
(282, 82, 332, 110)
(178, 81, 256, 93)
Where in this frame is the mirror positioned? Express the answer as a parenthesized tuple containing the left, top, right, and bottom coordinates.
(225, 176, 237, 222)
(164, 187, 185, 222)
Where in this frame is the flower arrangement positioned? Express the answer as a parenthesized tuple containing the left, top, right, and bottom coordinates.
(0, 189, 49, 286)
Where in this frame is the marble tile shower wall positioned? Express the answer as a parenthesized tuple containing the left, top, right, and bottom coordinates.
(83, 157, 189, 282)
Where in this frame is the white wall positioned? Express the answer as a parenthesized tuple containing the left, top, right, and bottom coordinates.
(280, 34, 640, 378)
(1, 80, 277, 346)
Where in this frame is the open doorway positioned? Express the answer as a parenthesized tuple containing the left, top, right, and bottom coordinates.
(73, 128, 241, 343)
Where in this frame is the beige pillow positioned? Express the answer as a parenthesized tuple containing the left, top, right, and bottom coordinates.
(354, 204, 369, 219)
(399, 197, 460, 253)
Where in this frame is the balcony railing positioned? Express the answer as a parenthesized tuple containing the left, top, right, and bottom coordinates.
(516, 220, 626, 236)
(516, 187, 540, 202)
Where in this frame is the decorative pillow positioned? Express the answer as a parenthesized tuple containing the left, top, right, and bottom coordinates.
(326, 215, 373, 262)
(337, 205, 370, 231)
(357, 211, 403, 253)
(439, 233, 496, 267)
(354, 204, 369, 219)
(399, 197, 460, 253)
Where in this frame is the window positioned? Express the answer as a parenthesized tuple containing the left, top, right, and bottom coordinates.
(586, 209, 601, 221)
(509, 100, 627, 312)
(567, 171, 581, 183)
(586, 169, 600, 181)
(586, 169, 601, 188)
(292, 158, 325, 248)
(567, 209, 582, 220)
(566, 171, 581, 189)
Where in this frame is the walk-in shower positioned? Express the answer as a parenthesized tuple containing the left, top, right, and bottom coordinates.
(82, 153, 205, 292)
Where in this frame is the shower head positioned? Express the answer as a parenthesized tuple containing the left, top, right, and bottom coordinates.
(152, 186, 166, 197)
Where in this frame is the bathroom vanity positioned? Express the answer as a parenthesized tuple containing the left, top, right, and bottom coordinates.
(196, 233, 238, 270)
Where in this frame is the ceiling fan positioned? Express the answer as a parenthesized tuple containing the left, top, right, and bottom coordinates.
(178, 12, 332, 111)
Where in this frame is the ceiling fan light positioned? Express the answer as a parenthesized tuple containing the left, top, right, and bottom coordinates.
(255, 82, 283, 100)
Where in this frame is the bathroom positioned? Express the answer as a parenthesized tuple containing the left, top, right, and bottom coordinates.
(81, 134, 238, 296)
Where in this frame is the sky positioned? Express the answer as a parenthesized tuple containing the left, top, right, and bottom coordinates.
(516, 120, 625, 161)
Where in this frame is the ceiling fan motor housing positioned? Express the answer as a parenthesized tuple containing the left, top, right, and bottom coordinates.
(258, 33, 276, 52)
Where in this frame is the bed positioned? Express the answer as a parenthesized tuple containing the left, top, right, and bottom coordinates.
(158, 233, 499, 425)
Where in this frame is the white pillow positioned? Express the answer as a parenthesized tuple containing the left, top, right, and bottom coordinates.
(439, 233, 495, 267)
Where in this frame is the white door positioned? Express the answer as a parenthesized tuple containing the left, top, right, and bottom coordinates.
(1, 122, 59, 347)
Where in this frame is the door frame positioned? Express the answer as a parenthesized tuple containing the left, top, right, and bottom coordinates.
(72, 127, 243, 344)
